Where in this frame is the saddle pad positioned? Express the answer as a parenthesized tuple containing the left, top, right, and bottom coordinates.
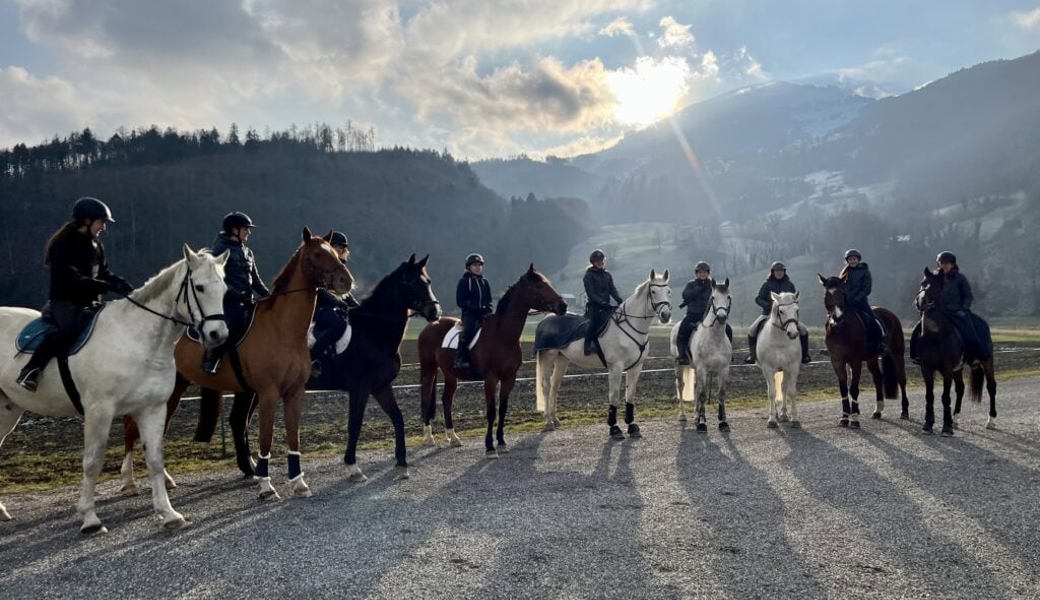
(16, 308, 104, 355)
(533, 313, 595, 353)
(441, 325, 481, 350)
(307, 323, 353, 355)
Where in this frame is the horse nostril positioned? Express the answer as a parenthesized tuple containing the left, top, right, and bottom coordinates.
(208, 330, 219, 340)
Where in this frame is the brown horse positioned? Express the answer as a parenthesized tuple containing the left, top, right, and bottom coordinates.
(122, 228, 352, 499)
(418, 265, 567, 457)
(817, 274, 908, 426)
(912, 267, 997, 435)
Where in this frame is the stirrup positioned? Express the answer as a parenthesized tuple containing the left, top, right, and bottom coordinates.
(16, 368, 41, 392)
(310, 360, 322, 379)
(201, 358, 221, 375)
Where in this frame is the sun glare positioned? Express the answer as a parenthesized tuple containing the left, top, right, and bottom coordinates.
(606, 56, 690, 127)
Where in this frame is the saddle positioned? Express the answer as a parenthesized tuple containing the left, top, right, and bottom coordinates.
(441, 324, 482, 350)
(533, 313, 606, 353)
(307, 322, 353, 356)
(16, 306, 104, 356)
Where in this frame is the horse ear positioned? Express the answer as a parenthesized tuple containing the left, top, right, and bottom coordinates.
(817, 273, 826, 286)
(724, 277, 730, 287)
(302, 227, 314, 241)
(662, 269, 669, 281)
(322, 230, 334, 243)
(924, 266, 933, 277)
(794, 291, 799, 302)
(770, 291, 780, 302)
(649, 268, 656, 280)
(417, 254, 429, 268)
(182, 243, 195, 262)
(215, 249, 231, 267)
(407, 253, 416, 264)
(528, 263, 535, 273)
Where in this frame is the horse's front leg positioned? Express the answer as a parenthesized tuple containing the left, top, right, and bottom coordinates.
(940, 372, 954, 436)
(483, 375, 501, 458)
(765, 368, 779, 429)
(984, 360, 997, 429)
(674, 362, 687, 423)
(624, 364, 643, 438)
(848, 360, 863, 428)
(865, 357, 884, 419)
(952, 369, 965, 428)
(374, 385, 409, 477)
(607, 365, 625, 440)
(830, 358, 851, 427)
(344, 384, 370, 482)
(716, 366, 730, 432)
(121, 375, 188, 493)
(78, 404, 117, 535)
(133, 403, 189, 530)
(283, 386, 312, 498)
(694, 373, 708, 433)
(921, 368, 936, 434)
(496, 375, 517, 451)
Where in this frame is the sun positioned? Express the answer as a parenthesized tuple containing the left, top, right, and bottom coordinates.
(606, 56, 690, 127)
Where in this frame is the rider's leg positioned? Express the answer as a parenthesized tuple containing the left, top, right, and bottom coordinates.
(454, 313, 479, 368)
(744, 315, 766, 364)
(18, 302, 81, 392)
(675, 315, 696, 365)
(798, 322, 811, 364)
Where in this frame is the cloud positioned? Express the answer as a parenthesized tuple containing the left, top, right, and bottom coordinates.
(733, 46, 769, 81)
(658, 16, 694, 48)
(600, 16, 635, 37)
(0, 66, 82, 146)
(1010, 7, 1040, 30)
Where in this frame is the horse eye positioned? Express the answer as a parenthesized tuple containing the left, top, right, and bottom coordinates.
(194, 285, 204, 292)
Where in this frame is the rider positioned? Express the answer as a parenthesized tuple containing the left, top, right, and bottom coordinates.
(840, 249, 886, 356)
(454, 253, 492, 370)
(675, 261, 732, 365)
(201, 211, 270, 374)
(745, 261, 811, 365)
(309, 231, 360, 374)
(17, 197, 134, 392)
(910, 251, 992, 366)
(583, 249, 623, 356)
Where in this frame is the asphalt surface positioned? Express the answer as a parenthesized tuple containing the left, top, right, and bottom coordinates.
(2, 377, 1039, 599)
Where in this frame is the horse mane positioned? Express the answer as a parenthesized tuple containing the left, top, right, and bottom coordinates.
(270, 243, 303, 294)
(129, 258, 185, 305)
(357, 263, 404, 312)
(495, 285, 514, 316)
(713, 282, 729, 294)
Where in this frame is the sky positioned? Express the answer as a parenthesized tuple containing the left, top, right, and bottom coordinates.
(1, 0, 1038, 159)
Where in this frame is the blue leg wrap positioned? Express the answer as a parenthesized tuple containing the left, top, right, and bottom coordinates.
(288, 451, 302, 479)
(255, 453, 270, 478)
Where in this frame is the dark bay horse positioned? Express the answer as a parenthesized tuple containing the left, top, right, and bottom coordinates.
(122, 228, 353, 500)
(417, 265, 567, 458)
(913, 267, 997, 435)
(817, 274, 908, 427)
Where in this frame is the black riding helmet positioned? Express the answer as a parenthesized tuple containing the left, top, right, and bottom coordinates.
(770, 261, 786, 271)
(844, 249, 862, 260)
(589, 249, 605, 263)
(330, 231, 349, 248)
(222, 211, 255, 233)
(465, 253, 484, 267)
(936, 251, 957, 264)
(72, 197, 115, 223)
(694, 261, 711, 273)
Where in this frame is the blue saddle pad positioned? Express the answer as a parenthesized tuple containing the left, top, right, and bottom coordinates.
(534, 313, 595, 353)
(16, 308, 103, 355)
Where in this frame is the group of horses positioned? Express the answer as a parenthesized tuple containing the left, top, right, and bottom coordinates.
(0, 233, 998, 534)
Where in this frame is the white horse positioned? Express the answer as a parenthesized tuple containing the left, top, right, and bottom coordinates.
(536, 269, 671, 440)
(671, 278, 732, 432)
(757, 292, 803, 428)
(0, 245, 228, 534)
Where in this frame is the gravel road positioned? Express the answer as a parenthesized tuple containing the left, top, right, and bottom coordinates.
(2, 376, 1039, 599)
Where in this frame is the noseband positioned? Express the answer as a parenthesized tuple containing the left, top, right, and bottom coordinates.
(772, 300, 800, 330)
(125, 264, 226, 329)
(703, 294, 731, 326)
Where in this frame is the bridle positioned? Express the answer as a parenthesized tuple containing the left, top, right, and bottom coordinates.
(610, 281, 670, 370)
(123, 263, 226, 330)
(701, 293, 731, 327)
(771, 299, 800, 331)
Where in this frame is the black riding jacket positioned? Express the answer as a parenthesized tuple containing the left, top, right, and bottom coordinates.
(755, 275, 797, 315)
(680, 279, 712, 322)
(209, 232, 270, 302)
(48, 229, 129, 308)
(940, 269, 973, 314)
(584, 267, 623, 309)
(456, 271, 492, 317)
(841, 262, 872, 307)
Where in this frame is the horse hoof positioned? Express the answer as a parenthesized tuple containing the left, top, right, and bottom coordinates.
(81, 523, 108, 536)
(985, 418, 996, 430)
(695, 423, 707, 433)
(421, 436, 436, 448)
(486, 449, 499, 459)
(767, 420, 778, 429)
(119, 482, 139, 495)
(789, 420, 801, 429)
(497, 443, 510, 453)
(921, 425, 934, 435)
(609, 425, 625, 441)
(164, 478, 177, 491)
(900, 412, 910, 420)
(394, 465, 410, 479)
(941, 427, 954, 437)
(627, 424, 642, 438)
(349, 472, 368, 483)
(0, 507, 12, 521)
(542, 422, 556, 433)
(838, 419, 849, 428)
(777, 414, 790, 423)
(951, 421, 959, 430)
(718, 422, 730, 432)
(850, 420, 861, 429)
(871, 412, 882, 420)
(259, 489, 282, 501)
(162, 516, 191, 530)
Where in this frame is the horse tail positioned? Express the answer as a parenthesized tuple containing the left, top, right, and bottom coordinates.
(194, 387, 223, 443)
(536, 350, 548, 413)
(969, 363, 984, 404)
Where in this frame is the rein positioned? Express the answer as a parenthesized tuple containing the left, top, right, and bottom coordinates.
(121, 264, 225, 329)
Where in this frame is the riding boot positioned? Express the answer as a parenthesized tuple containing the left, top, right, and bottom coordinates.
(16, 364, 43, 392)
(909, 322, 921, 365)
(800, 333, 811, 364)
(201, 345, 225, 375)
(744, 334, 757, 364)
(454, 337, 471, 370)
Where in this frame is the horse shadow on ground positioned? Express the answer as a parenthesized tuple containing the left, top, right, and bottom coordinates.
(782, 428, 1016, 595)
(676, 425, 827, 598)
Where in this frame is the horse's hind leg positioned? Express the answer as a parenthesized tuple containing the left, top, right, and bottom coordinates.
(716, 369, 730, 432)
(374, 386, 409, 476)
(133, 403, 188, 530)
(496, 376, 517, 450)
(765, 370, 779, 429)
(985, 360, 997, 429)
(940, 373, 954, 436)
(547, 355, 568, 429)
(952, 370, 965, 429)
(694, 374, 708, 433)
(624, 365, 643, 437)
(442, 374, 462, 446)
(866, 358, 884, 419)
(343, 384, 371, 483)
(848, 361, 863, 428)
(674, 363, 686, 423)
(283, 387, 312, 498)
(0, 399, 25, 521)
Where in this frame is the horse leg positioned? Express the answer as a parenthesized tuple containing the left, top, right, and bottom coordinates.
(866, 358, 884, 419)
(765, 369, 779, 429)
(343, 385, 370, 482)
(674, 362, 687, 423)
(848, 361, 863, 428)
(283, 387, 312, 498)
(952, 370, 965, 429)
(716, 367, 730, 432)
(608, 366, 625, 440)
(0, 399, 25, 521)
(121, 375, 188, 493)
(695, 373, 708, 433)
(785, 368, 801, 428)
(254, 389, 280, 500)
(832, 360, 851, 427)
(442, 374, 462, 446)
(985, 360, 997, 429)
(133, 403, 189, 530)
(419, 361, 438, 445)
(483, 375, 500, 458)
(624, 365, 643, 437)
(373, 385, 409, 477)
(229, 391, 256, 478)
(896, 353, 910, 420)
(78, 404, 117, 534)
(922, 368, 936, 434)
(548, 355, 568, 429)
(940, 373, 954, 436)
(496, 375, 517, 451)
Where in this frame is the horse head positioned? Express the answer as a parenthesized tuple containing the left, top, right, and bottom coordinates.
(183, 244, 231, 348)
(510, 264, 568, 315)
(708, 277, 731, 326)
(647, 268, 671, 324)
(771, 291, 801, 339)
(302, 227, 354, 294)
(915, 266, 945, 314)
(399, 253, 441, 322)
(817, 273, 846, 321)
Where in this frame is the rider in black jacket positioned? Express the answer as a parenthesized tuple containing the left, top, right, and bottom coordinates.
(201, 211, 270, 374)
(309, 231, 360, 373)
(745, 262, 811, 364)
(675, 262, 711, 365)
(17, 197, 133, 391)
(454, 253, 492, 369)
(583, 249, 623, 356)
(910, 251, 991, 365)
(839, 249, 886, 356)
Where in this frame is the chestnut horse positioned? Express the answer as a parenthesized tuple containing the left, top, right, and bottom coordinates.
(817, 274, 908, 427)
(913, 267, 997, 435)
(122, 228, 352, 500)
(418, 265, 567, 458)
